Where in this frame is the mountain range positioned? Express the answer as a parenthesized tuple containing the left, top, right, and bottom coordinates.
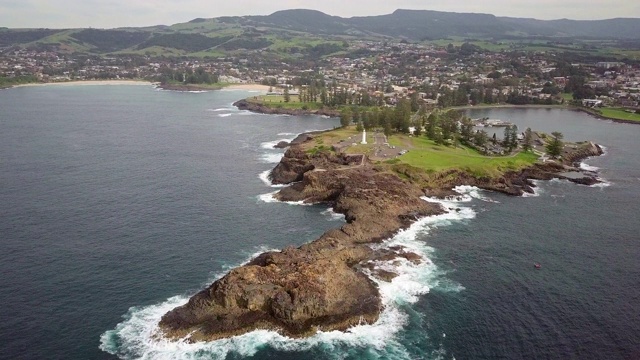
(1, 9, 639, 56)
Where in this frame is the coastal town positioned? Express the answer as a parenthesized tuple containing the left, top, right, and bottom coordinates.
(2, 40, 639, 120)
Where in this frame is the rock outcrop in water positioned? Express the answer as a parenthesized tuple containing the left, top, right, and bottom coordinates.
(158, 136, 603, 342)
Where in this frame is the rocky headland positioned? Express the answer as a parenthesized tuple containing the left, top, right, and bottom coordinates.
(234, 99, 340, 117)
(158, 133, 603, 342)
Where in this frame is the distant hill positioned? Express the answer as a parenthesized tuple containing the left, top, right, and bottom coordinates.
(1, 9, 639, 56)
(209, 9, 640, 40)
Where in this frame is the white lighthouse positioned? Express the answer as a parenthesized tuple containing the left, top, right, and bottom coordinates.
(361, 129, 367, 144)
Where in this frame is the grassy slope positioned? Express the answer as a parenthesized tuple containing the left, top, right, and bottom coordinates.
(307, 128, 539, 179)
(599, 108, 640, 122)
(388, 136, 539, 177)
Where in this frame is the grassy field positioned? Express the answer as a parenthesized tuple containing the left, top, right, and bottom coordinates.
(387, 135, 539, 177)
(598, 108, 640, 122)
(307, 127, 539, 178)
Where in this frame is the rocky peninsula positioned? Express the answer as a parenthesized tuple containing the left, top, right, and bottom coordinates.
(234, 99, 340, 117)
(158, 132, 603, 342)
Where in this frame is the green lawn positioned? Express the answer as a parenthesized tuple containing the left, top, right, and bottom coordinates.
(388, 135, 539, 177)
(561, 93, 573, 101)
(599, 108, 640, 122)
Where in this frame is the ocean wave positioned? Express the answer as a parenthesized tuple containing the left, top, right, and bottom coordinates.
(217, 113, 233, 118)
(208, 108, 232, 112)
(320, 208, 346, 222)
(522, 180, 542, 197)
(257, 170, 285, 188)
(260, 138, 295, 150)
(452, 185, 499, 203)
(591, 178, 612, 188)
(257, 191, 311, 206)
(100, 195, 472, 360)
(579, 162, 599, 172)
(259, 153, 283, 164)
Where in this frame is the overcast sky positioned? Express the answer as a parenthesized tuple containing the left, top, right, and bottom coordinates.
(2, 0, 639, 29)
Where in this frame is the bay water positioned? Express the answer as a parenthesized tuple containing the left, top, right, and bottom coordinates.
(0, 87, 638, 359)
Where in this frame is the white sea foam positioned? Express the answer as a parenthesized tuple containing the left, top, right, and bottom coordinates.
(260, 138, 295, 150)
(260, 153, 284, 164)
(257, 191, 310, 206)
(599, 145, 608, 155)
(217, 113, 233, 118)
(257, 191, 279, 203)
(591, 178, 612, 188)
(208, 108, 230, 112)
(100, 195, 472, 359)
(257, 170, 286, 188)
(522, 179, 542, 197)
(549, 178, 573, 185)
(452, 185, 499, 203)
(277, 132, 297, 136)
(580, 162, 599, 172)
(320, 208, 346, 222)
(258, 170, 271, 186)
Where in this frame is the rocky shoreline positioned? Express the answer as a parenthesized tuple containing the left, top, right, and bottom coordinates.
(572, 107, 640, 125)
(234, 99, 340, 117)
(158, 134, 603, 342)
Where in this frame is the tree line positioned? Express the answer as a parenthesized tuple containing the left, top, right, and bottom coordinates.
(156, 66, 219, 85)
(340, 104, 565, 157)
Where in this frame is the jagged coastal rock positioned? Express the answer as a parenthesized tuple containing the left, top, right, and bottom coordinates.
(158, 135, 603, 342)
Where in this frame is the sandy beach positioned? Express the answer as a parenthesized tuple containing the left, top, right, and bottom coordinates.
(13, 80, 154, 88)
(224, 83, 271, 92)
(10, 81, 271, 93)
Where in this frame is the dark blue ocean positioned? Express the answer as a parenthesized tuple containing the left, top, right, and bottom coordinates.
(0, 86, 638, 359)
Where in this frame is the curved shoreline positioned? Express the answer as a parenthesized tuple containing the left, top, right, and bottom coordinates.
(454, 103, 640, 125)
(10, 80, 154, 88)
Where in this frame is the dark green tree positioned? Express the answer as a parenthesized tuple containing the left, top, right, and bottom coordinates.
(383, 119, 392, 137)
(460, 117, 474, 144)
(339, 108, 352, 128)
(509, 125, 519, 150)
(410, 92, 420, 112)
(362, 111, 373, 130)
(284, 87, 290, 103)
(426, 113, 438, 140)
(545, 131, 564, 157)
(394, 99, 412, 133)
(474, 130, 488, 149)
(523, 128, 533, 152)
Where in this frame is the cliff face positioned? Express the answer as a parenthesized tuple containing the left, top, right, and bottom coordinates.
(158, 138, 603, 342)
